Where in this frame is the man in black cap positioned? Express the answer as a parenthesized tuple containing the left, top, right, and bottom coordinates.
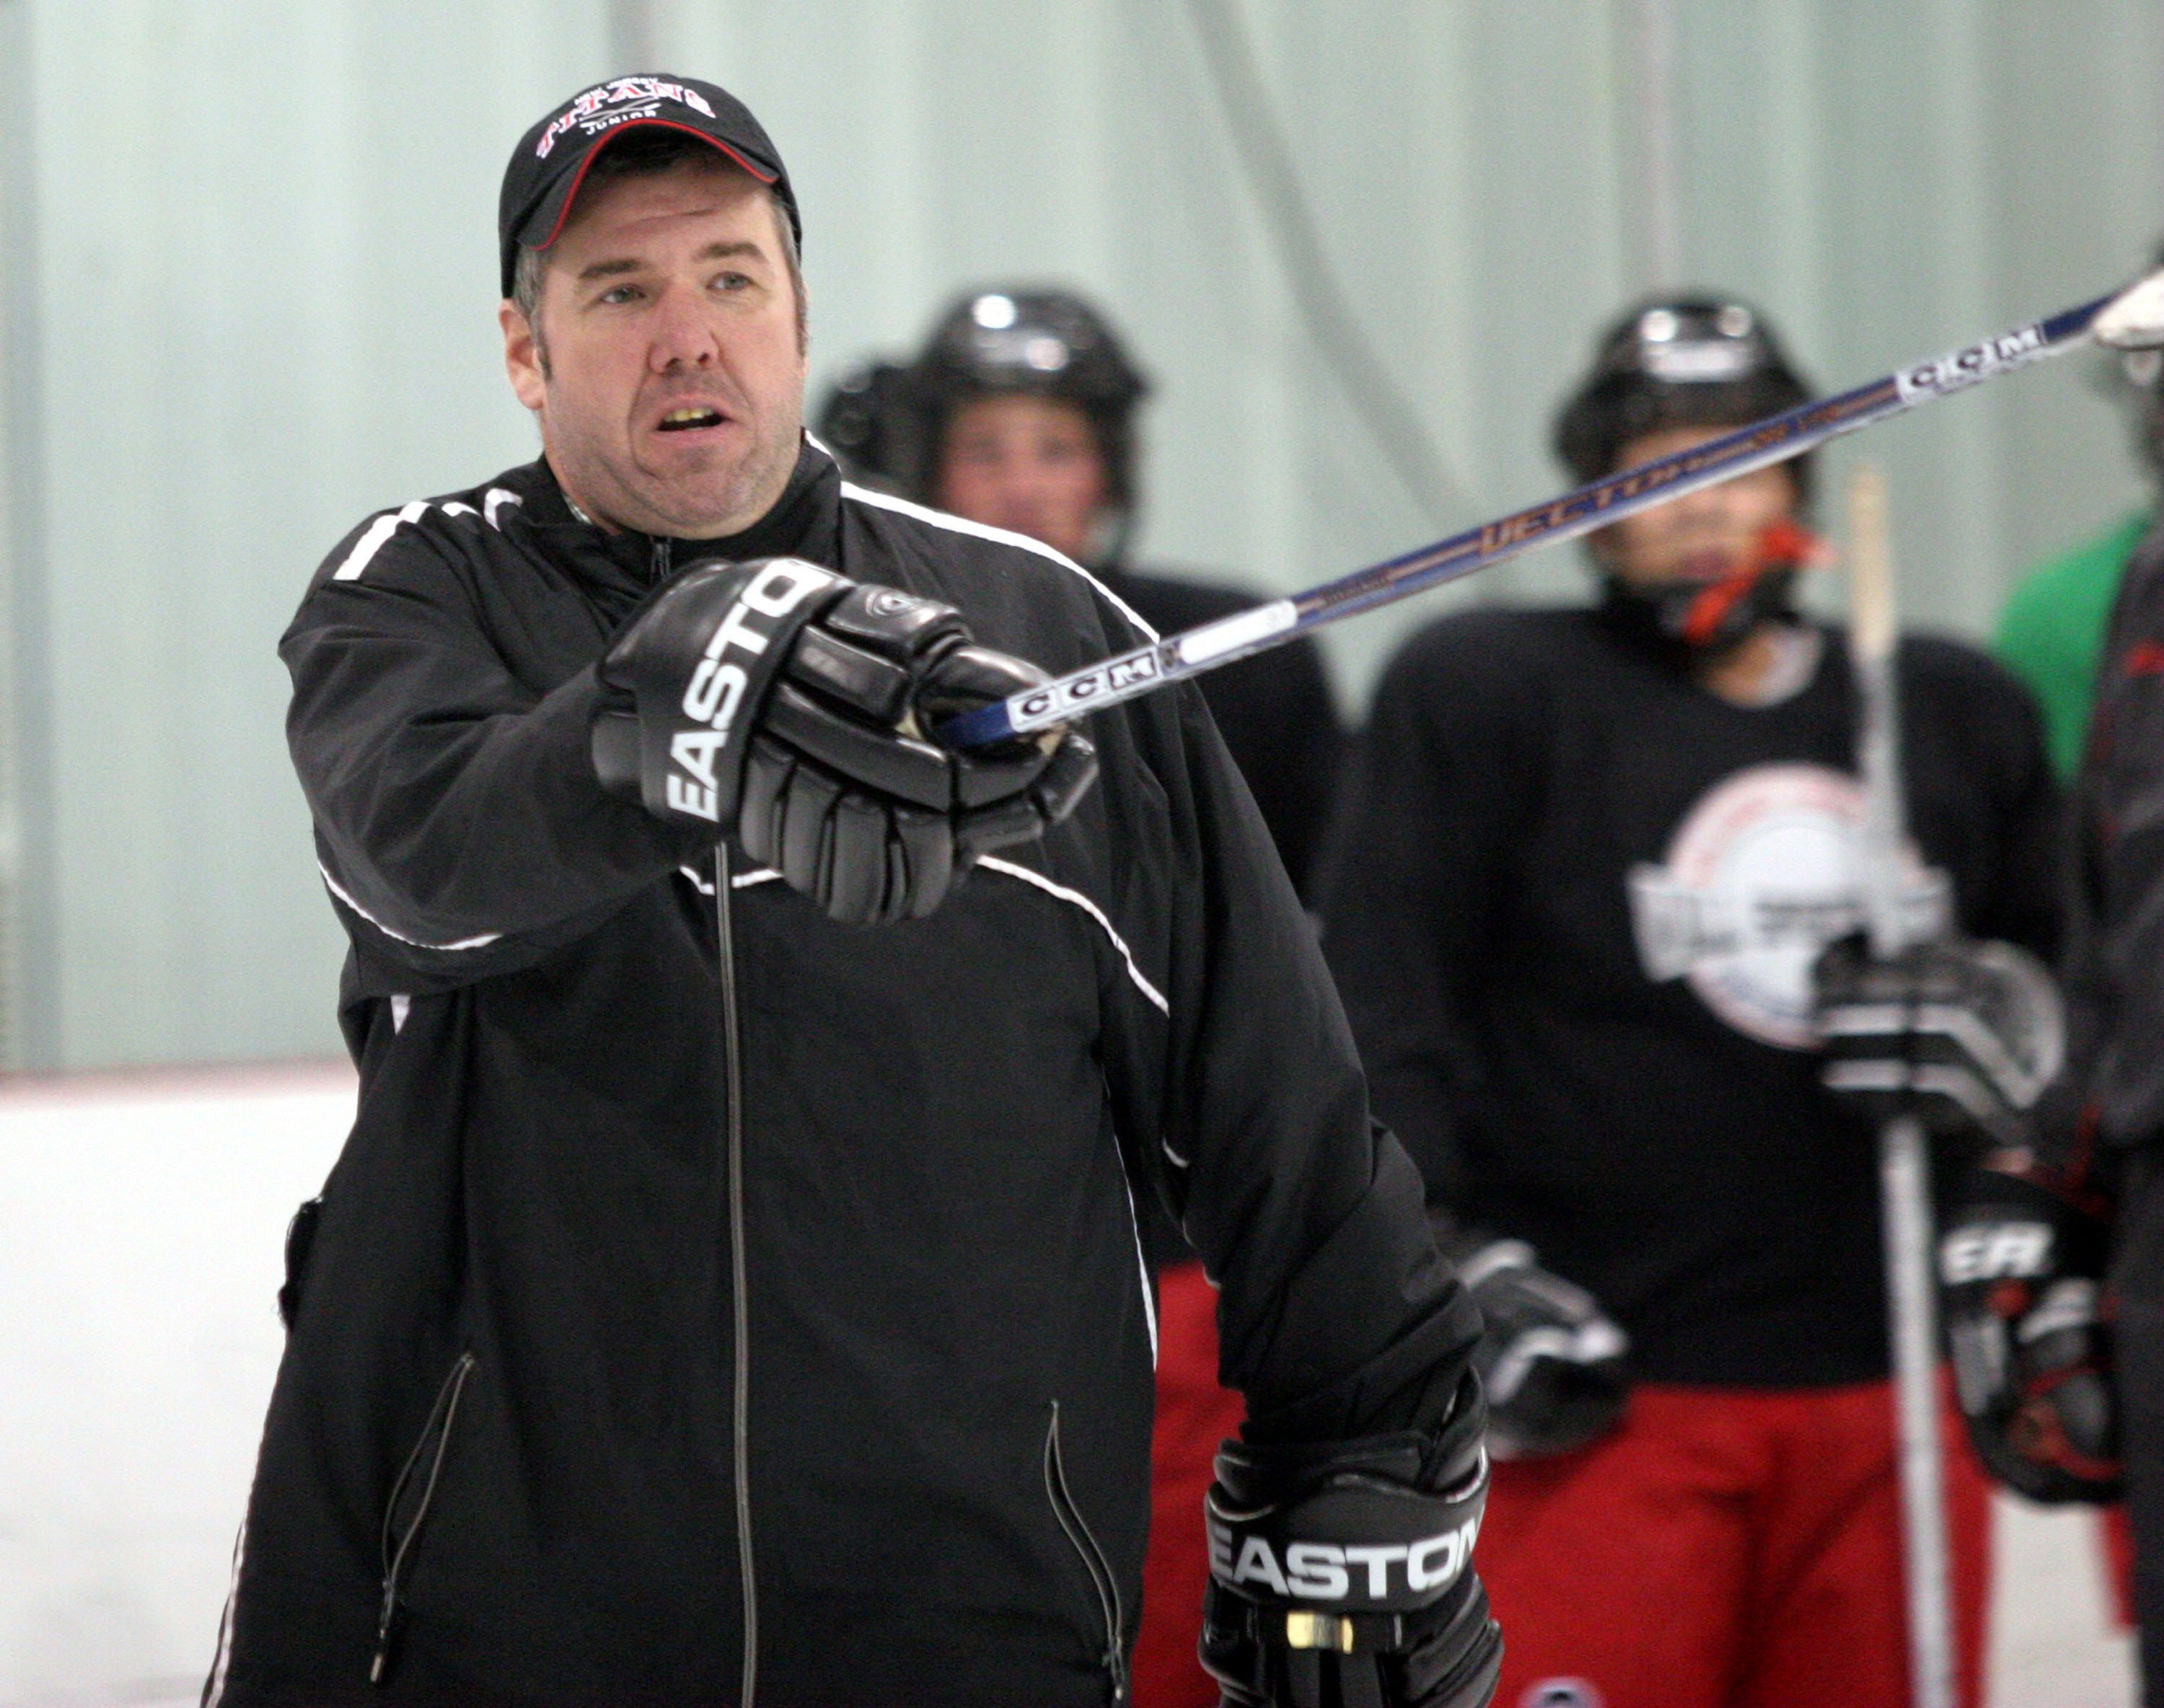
(203, 74, 1501, 1708)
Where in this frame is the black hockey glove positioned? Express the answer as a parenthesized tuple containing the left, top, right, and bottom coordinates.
(1813, 935, 2064, 1144)
(591, 557, 1097, 925)
(1446, 1234, 1629, 1461)
(1941, 1161, 2121, 1505)
(1202, 1373, 1503, 1708)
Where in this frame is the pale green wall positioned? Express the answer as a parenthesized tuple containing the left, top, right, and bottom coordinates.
(2, 0, 2158, 1068)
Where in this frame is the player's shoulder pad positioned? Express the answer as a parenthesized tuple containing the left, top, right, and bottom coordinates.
(1381, 605, 1585, 700)
(1894, 628, 2040, 713)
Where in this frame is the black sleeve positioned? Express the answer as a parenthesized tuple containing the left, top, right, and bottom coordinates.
(1312, 617, 1544, 1215)
(281, 522, 707, 986)
(1099, 657, 1479, 1446)
(2036, 535, 2164, 1179)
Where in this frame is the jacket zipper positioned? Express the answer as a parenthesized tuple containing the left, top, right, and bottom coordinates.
(716, 841, 759, 1707)
(1042, 1400, 1130, 1705)
(371, 1350, 475, 1685)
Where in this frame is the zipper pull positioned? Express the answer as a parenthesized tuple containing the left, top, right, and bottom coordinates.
(651, 538, 672, 584)
(369, 1580, 398, 1683)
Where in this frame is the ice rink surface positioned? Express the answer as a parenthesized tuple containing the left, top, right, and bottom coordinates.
(0, 1065, 2138, 1707)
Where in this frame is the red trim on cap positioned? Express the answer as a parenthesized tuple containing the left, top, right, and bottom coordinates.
(535, 118, 780, 252)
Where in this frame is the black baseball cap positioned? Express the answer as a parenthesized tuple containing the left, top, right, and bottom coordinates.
(498, 74, 799, 297)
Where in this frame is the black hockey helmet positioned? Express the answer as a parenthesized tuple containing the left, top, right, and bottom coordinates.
(1553, 295, 1815, 499)
(817, 288, 1151, 510)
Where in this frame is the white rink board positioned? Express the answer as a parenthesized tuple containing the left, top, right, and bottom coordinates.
(0, 1066, 353, 1703)
(0, 1065, 2139, 1707)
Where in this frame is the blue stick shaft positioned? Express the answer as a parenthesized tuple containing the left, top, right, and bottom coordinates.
(939, 292, 2110, 750)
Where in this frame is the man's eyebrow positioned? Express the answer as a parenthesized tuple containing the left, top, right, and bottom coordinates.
(574, 240, 767, 285)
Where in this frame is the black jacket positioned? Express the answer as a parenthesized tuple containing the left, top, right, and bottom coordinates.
(1318, 609, 2059, 1387)
(211, 446, 1473, 1708)
(2049, 521, 2164, 1168)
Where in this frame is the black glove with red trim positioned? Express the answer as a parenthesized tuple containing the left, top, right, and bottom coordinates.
(591, 557, 1096, 925)
(1201, 1373, 1503, 1708)
(1941, 1161, 2120, 1505)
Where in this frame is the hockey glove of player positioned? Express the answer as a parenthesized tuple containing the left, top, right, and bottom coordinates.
(1202, 1371, 1504, 1708)
(1941, 1161, 2121, 1504)
(591, 557, 1098, 925)
(1813, 935, 2064, 1145)
(1446, 1233, 1629, 1460)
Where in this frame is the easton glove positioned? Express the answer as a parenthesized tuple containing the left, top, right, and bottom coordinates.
(1941, 1162, 2120, 1504)
(1813, 935, 2064, 1144)
(591, 557, 1097, 925)
(1202, 1373, 1503, 1708)
(1446, 1234, 1629, 1461)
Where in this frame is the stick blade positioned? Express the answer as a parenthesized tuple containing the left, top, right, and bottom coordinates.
(2095, 268, 2164, 348)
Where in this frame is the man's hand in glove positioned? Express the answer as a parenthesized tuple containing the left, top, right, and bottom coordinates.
(1813, 935, 2064, 1144)
(1202, 1373, 1504, 1708)
(1446, 1233, 1628, 1460)
(590, 556, 1096, 925)
(1940, 1158, 2120, 1504)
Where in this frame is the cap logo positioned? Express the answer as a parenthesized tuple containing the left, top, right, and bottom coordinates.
(537, 77, 719, 159)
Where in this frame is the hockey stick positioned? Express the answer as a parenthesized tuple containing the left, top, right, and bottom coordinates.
(1848, 463, 1955, 1708)
(939, 269, 2164, 749)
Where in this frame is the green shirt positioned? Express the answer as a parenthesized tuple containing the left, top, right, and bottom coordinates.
(1994, 510, 2152, 778)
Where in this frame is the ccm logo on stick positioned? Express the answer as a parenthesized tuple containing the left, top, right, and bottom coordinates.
(667, 560, 837, 821)
(1206, 1516, 1482, 1601)
(1941, 1222, 2053, 1285)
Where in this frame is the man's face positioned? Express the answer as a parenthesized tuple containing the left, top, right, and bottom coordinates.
(501, 157, 806, 538)
(936, 393, 1109, 563)
(1596, 426, 1800, 589)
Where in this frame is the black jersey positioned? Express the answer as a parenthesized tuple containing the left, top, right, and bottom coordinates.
(1319, 608, 2060, 1387)
(1096, 565, 1342, 897)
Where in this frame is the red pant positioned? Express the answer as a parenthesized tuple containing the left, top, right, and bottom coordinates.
(1477, 1378, 1991, 1708)
(1134, 1261, 1244, 1708)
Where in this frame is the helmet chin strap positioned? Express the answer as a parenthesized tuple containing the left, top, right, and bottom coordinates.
(1677, 519, 1818, 648)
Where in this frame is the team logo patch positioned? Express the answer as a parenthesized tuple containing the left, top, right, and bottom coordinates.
(1627, 763, 1948, 1048)
(537, 77, 718, 158)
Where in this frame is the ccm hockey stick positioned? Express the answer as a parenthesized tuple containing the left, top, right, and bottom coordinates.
(939, 270, 2164, 750)
(1847, 464, 1954, 1708)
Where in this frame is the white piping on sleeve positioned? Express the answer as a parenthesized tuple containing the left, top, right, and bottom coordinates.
(333, 501, 429, 581)
(975, 856, 1169, 1016)
(837, 483, 1159, 641)
(390, 995, 411, 1032)
(484, 487, 524, 529)
(731, 866, 784, 889)
(317, 862, 503, 951)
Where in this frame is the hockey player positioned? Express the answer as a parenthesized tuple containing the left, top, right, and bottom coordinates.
(206, 76, 1500, 1708)
(821, 287, 1343, 1705)
(818, 288, 1342, 894)
(1319, 296, 2062, 1708)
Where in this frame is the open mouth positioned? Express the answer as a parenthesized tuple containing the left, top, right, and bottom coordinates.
(657, 405, 726, 433)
